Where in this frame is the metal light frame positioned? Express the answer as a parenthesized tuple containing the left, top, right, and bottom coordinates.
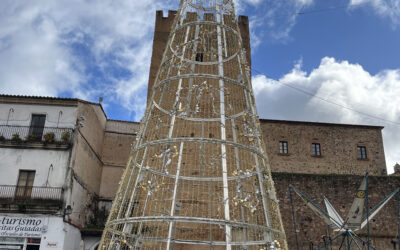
(100, 0, 287, 249)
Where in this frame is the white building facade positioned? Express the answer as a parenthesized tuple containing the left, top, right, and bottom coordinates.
(0, 97, 79, 250)
(0, 215, 80, 250)
(0, 95, 139, 250)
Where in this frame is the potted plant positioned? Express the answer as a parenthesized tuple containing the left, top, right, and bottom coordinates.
(44, 132, 55, 143)
(11, 133, 21, 142)
(61, 131, 71, 144)
(26, 133, 37, 142)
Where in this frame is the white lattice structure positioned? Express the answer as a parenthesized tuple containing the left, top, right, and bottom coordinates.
(100, 0, 287, 249)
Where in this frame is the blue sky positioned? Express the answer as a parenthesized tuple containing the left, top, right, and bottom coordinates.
(0, 0, 399, 171)
(251, 0, 400, 78)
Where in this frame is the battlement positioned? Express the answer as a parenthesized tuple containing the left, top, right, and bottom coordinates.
(156, 10, 177, 19)
(155, 10, 249, 26)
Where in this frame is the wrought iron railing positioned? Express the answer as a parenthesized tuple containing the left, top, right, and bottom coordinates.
(0, 125, 73, 144)
(0, 185, 63, 201)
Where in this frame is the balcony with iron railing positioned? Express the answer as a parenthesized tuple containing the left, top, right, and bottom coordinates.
(0, 185, 64, 212)
(0, 125, 74, 149)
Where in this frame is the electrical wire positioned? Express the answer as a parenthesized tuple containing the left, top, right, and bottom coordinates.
(296, 2, 368, 16)
(251, 67, 400, 127)
(247, 2, 400, 126)
(297, 5, 348, 15)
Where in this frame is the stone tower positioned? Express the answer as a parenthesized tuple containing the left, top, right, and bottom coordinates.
(100, 0, 287, 249)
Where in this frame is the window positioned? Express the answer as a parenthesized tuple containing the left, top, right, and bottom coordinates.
(312, 143, 321, 156)
(195, 53, 203, 62)
(28, 114, 46, 140)
(15, 170, 35, 199)
(357, 146, 367, 159)
(279, 141, 288, 154)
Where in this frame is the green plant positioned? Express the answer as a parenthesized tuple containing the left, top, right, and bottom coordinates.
(11, 133, 21, 142)
(26, 133, 37, 141)
(44, 132, 55, 143)
(0, 135, 5, 141)
(61, 131, 71, 143)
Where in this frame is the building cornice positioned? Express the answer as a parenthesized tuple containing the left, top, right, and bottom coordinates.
(260, 118, 384, 129)
(0, 94, 108, 119)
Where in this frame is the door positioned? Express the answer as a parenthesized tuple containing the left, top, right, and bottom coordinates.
(15, 170, 35, 199)
(28, 114, 46, 140)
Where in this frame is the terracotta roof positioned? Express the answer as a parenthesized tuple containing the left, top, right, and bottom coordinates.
(0, 94, 97, 104)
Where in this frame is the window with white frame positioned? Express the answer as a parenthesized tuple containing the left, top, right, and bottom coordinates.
(357, 146, 367, 159)
(279, 141, 288, 154)
(312, 143, 321, 156)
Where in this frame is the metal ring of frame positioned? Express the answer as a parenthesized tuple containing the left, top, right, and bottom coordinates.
(186, 1, 216, 11)
(135, 138, 266, 160)
(138, 163, 258, 181)
(108, 230, 270, 247)
(153, 74, 250, 92)
(151, 74, 250, 121)
(152, 99, 248, 122)
(108, 216, 284, 236)
(186, 1, 235, 14)
(170, 21, 241, 66)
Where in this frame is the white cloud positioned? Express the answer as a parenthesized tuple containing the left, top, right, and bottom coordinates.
(113, 42, 154, 121)
(296, 0, 314, 5)
(349, 0, 400, 26)
(242, 0, 263, 6)
(0, 3, 85, 98)
(252, 57, 400, 173)
(0, 0, 177, 121)
(0, 0, 314, 122)
(246, 0, 314, 46)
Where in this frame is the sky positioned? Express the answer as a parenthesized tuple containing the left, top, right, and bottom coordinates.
(0, 0, 399, 172)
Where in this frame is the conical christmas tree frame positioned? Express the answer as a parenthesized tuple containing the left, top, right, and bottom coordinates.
(100, 0, 287, 249)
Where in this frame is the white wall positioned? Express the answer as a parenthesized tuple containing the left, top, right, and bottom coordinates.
(82, 236, 100, 250)
(0, 213, 82, 250)
(0, 103, 77, 128)
(61, 222, 81, 250)
(38, 215, 81, 250)
(0, 148, 70, 187)
(39, 216, 66, 250)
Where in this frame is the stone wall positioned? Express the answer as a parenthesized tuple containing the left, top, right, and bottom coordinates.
(100, 120, 138, 199)
(72, 103, 107, 195)
(273, 173, 400, 249)
(147, 10, 176, 103)
(261, 119, 387, 176)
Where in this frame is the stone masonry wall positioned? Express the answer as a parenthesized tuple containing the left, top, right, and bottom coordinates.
(261, 119, 387, 176)
(100, 120, 138, 199)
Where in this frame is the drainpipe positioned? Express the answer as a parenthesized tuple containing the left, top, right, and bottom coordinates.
(57, 111, 63, 128)
(46, 164, 53, 187)
(6, 108, 14, 125)
(64, 123, 79, 220)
